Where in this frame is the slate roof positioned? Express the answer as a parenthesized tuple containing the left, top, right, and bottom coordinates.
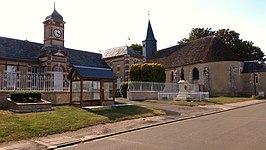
(71, 65, 115, 79)
(102, 45, 143, 59)
(0, 36, 109, 68)
(45, 9, 64, 23)
(149, 36, 241, 68)
(242, 61, 266, 73)
(145, 20, 156, 41)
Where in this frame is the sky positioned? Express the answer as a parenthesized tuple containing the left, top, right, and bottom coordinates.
(0, 0, 265, 55)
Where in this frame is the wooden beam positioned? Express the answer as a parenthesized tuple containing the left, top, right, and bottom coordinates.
(100, 80, 103, 106)
(70, 79, 72, 105)
(112, 80, 115, 102)
(80, 79, 83, 107)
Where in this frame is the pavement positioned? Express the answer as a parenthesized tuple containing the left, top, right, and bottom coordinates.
(0, 99, 264, 150)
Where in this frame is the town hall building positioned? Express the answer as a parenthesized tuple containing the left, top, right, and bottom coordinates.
(0, 6, 116, 107)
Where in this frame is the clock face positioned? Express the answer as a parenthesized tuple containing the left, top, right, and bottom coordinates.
(53, 29, 62, 38)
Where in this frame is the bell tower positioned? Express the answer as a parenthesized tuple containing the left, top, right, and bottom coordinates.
(43, 3, 65, 47)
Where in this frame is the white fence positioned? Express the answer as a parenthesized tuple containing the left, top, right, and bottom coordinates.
(0, 73, 69, 91)
(128, 81, 209, 101)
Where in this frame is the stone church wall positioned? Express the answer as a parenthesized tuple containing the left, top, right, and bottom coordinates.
(241, 72, 266, 97)
(165, 61, 243, 97)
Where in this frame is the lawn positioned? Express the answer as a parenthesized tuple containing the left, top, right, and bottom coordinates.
(146, 96, 253, 107)
(0, 105, 164, 143)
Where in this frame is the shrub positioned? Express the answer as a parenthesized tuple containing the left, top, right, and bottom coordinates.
(120, 82, 128, 98)
(129, 63, 166, 83)
(10, 91, 42, 103)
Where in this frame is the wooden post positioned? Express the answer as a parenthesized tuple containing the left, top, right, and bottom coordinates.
(80, 79, 83, 107)
(70, 79, 72, 105)
(100, 80, 103, 106)
(112, 80, 115, 102)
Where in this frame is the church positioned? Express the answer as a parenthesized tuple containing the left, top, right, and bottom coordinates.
(142, 20, 266, 97)
(0, 6, 116, 106)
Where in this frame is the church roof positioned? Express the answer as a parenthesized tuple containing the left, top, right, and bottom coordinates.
(45, 9, 64, 23)
(145, 20, 156, 41)
(102, 45, 143, 59)
(149, 36, 241, 68)
(242, 61, 266, 73)
(0, 36, 109, 68)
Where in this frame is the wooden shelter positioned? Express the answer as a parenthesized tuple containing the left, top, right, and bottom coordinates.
(69, 65, 116, 107)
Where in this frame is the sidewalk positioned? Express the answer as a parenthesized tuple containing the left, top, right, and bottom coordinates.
(0, 99, 264, 150)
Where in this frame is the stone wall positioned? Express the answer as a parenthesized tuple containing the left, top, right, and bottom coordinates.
(165, 61, 243, 97)
(0, 91, 70, 108)
(127, 91, 158, 101)
(241, 72, 266, 97)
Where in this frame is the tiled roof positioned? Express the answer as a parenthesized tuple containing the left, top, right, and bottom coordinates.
(149, 36, 241, 68)
(102, 45, 143, 59)
(0, 36, 109, 68)
(242, 61, 266, 73)
(71, 65, 115, 79)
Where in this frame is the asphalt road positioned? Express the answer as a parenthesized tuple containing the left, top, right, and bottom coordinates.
(61, 102, 266, 150)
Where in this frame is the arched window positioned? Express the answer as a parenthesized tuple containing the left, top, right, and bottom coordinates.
(53, 66, 63, 72)
(192, 67, 199, 80)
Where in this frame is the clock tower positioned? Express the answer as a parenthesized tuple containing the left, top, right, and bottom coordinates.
(43, 5, 65, 47)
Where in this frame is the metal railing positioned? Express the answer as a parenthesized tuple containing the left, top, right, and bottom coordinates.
(128, 81, 209, 101)
(0, 73, 69, 91)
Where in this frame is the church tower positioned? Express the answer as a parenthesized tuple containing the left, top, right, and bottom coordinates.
(43, 4, 65, 47)
(142, 20, 157, 60)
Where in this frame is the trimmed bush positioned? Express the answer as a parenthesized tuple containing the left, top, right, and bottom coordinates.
(129, 64, 141, 81)
(129, 63, 166, 83)
(120, 82, 128, 98)
(10, 91, 42, 103)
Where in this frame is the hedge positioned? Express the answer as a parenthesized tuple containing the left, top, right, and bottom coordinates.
(129, 63, 166, 83)
(10, 91, 42, 103)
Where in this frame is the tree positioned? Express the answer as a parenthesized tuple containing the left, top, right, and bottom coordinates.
(178, 28, 214, 44)
(178, 28, 265, 61)
(129, 63, 166, 83)
(130, 43, 142, 54)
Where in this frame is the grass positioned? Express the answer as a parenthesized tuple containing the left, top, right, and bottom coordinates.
(0, 105, 164, 143)
(146, 96, 253, 107)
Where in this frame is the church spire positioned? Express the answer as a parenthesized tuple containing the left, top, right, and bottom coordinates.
(146, 20, 156, 41)
(142, 14, 157, 60)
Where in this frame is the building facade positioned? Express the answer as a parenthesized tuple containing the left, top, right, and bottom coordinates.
(143, 21, 266, 97)
(102, 46, 144, 88)
(0, 6, 115, 106)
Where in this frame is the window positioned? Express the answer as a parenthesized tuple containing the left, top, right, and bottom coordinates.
(170, 71, 174, 82)
(31, 67, 40, 88)
(192, 67, 199, 80)
(254, 74, 259, 84)
(117, 64, 120, 72)
(7, 65, 17, 89)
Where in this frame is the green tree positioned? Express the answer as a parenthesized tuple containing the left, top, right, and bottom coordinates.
(130, 43, 142, 54)
(178, 28, 265, 61)
(178, 28, 214, 44)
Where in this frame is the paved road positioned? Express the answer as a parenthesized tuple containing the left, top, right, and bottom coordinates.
(61, 102, 266, 150)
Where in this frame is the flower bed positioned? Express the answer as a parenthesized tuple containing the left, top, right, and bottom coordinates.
(6, 98, 53, 113)
(6, 91, 52, 113)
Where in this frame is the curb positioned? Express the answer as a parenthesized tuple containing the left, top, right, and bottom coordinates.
(44, 100, 266, 149)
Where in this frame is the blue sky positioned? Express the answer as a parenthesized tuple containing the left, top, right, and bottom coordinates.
(0, 0, 265, 55)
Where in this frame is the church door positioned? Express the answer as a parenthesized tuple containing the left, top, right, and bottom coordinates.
(53, 66, 63, 91)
